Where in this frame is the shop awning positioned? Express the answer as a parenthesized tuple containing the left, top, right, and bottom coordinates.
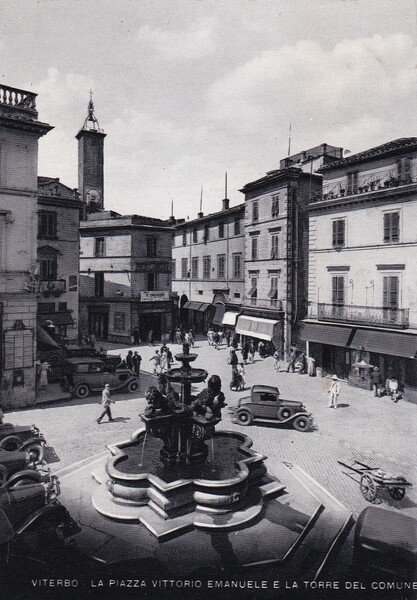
(36, 325, 60, 348)
(350, 329, 417, 358)
(39, 311, 74, 326)
(222, 311, 239, 326)
(183, 301, 212, 313)
(212, 304, 226, 325)
(236, 315, 278, 341)
(197, 303, 211, 312)
(299, 322, 353, 347)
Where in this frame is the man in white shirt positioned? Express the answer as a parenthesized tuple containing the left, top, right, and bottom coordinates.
(97, 384, 114, 423)
(328, 375, 341, 408)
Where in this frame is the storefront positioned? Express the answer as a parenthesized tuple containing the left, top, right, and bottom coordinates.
(236, 315, 283, 353)
(182, 301, 213, 333)
(300, 321, 417, 403)
(134, 293, 173, 343)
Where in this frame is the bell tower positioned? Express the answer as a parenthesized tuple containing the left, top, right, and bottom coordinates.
(76, 93, 106, 215)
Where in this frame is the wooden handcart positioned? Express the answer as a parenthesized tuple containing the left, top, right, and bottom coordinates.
(337, 460, 412, 503)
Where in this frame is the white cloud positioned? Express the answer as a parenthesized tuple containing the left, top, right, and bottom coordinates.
(136, 20, 216, 60)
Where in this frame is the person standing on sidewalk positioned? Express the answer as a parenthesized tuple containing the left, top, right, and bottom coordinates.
(132, 351, 142, 376)
(328, 375, 341, 409)
(286, 345, 297, 373)
(97, 384, 114, 423)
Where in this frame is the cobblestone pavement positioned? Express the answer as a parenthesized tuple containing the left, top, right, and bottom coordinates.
(7, 338, 417, 519)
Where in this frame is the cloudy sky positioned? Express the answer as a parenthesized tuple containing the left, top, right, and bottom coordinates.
(1, 0, 416, 218)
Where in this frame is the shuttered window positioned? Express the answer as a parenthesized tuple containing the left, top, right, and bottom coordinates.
(251, 237, 258, 260)
(181, 258, 188, 279)
(332, 276, 345, 306)
(332, 220, 345, 247)
(383, 276, 399, 309)
(383, 212, 400, 243)
(271, 234, 279, 258)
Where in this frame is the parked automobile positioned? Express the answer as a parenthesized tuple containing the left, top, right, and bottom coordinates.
(0, 450, 50, 488)
(231, 385, 312, 431)
(60, 357, 140, 399)
(0, 412, 46, 462)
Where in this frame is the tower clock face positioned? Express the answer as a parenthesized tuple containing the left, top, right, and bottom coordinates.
(86, 189, 101, 204)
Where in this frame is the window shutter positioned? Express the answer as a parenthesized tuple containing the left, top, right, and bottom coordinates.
(332, 277, 337, 304)
(383, 213, 390, 242)
(389, 276, 399, 308)
(391, 212, 399, 241)
(383, 276, 388, 307)
(332, 221, 337, 246)
(338, 220, 345, 245)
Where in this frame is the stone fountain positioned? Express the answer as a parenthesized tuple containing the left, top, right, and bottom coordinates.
(92, 344, 284, 538)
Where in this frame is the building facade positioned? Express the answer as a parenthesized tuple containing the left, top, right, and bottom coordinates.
(0, 85, 52, 407)
(37, 177, 82, 341)
(302, 137, 417, 402)
(172, 199, 245, 332)
(79, 212, 174, 343)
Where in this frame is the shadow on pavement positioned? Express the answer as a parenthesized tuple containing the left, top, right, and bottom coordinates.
(43, 446, 60, 464)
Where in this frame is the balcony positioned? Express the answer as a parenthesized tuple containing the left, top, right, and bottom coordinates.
(0, 84, 38, 119)
(38, 279, 66, 297)
(317, 303, 409, 329)
(242, 297, 283, 310)
(312, 167, 416, 203)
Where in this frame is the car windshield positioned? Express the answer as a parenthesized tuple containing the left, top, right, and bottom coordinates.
(259, 393, 277, 403)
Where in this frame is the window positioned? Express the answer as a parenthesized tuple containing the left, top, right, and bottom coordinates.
(249, 277, 258, 305)
(181, 258, 188, 279)
(234, 218, 241, 235)
(172, 259, 176, 279)
(147, 272, 157, 291)
(114, 312, 125, 332)
(146, 236, 157, 258)
(40, 258, 57, 281)
(347, 171, 359, 193)
(383, 212, 400, 243)
(68, 275, 78, 291)
(268, 276, 279, 306)
(218, 221, 225, 238)
(251, 237, 258, 260)
(233, 254, 242, 279)
(182, 231, 187, 246)
(192, 227, 198, 243)
(191, 256, 198, 279)
(203, 256, 211, 280)
(332, 276, 345, 306)
(204, 224, 210, 243)
(217, 254, 226, 279)
(95, 237, 105, 257)
(252, 201, 259, 222)
(383, 276, 399, 309)
(332, 220, 345, 248)
(38, 211, 57, 239)
(95, 272, 104, 297)
(271, 195, 279, 218)
(271, 234, 279, 259)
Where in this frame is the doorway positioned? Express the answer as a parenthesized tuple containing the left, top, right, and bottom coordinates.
(89, 310, 109, 341)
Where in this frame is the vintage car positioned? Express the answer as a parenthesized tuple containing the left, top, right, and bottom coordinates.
(0, 450, 49, 489)
(0, 412, 46, 462)
(60, 357, 140, 398)
(231, 385, 312, 431)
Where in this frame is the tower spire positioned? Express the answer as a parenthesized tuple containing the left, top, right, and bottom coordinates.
(83, 91, 101, 131)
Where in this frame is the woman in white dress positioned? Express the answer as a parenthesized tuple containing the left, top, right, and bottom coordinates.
(39, 361, 50, 389)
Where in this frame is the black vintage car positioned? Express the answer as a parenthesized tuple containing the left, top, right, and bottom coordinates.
(231, 385, 312, 431)
(0, 412, 46, 462)
(0, 450, 49, 488)
(60, 357, 140, 399)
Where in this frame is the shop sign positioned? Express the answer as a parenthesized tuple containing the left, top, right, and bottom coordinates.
(141, 291, 170, 301)
(134, 261, 171, 273)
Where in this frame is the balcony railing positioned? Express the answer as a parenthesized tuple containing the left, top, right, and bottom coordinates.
(312, 167, 416, 203)
(0, 84, 37, 118)
(242, 297, 283, 310)
(317, 303, 409, 329)
(38, 279, 66, 297)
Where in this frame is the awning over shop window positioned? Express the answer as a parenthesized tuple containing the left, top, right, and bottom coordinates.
(236, 315, 278, 341)
(36, 324, 60, 348)
(39, 311, 74, 326)
(197, 303, 211, 312)
(350, 329, 417, 358)
(222, 311, 239, 326)
(212, 304, 226, 325)
(299, 322, 353, 347)
(183, 301, 211, 312)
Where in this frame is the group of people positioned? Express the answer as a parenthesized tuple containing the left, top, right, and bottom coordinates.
(149, 345, 174, 375)
(117, 350, 142, 376)
(207, 328, 239, 351)
(175, 328, 195, 347)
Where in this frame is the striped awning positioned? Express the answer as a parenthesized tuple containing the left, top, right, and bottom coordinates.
(299, 322, 353, 346)
(350, 329, 417, 358)
(236, 315, 278, 341)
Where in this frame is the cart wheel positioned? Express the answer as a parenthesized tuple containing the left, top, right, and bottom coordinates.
(360, 474, 377, 502)
(388, 487, 405, 501)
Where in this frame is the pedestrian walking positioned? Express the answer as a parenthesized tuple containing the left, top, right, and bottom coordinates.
(176, 328, 183, 344)
(286, 345, 297, 373)
(242, 340, 249, 364)
(307, 355, 316, 377)
(132, 351, 142, 376)
(97, 384, 114, 423)
(298, 352, 307, 375)
(273, 349, 281, 372)
(126, 350, 134, 372)
(225, 331, 231, 347)
(248, 340, 255, 363)
(150, 350, 161, 374)
(229, 348, 238, 370)
(328, 375, 341, 408)
(371, 367, 381, 397)
(166, 348, 173, 368)
(160, 350, 169, 373)
(213, 331, 220, 350)
(38, 361, 50, 390)
(207, 328, 215, 346)
(237, 363, 246, 390)
(231, 334, 239, 350)
(184, 331, 191, 346)
(188, 329, 195, 348)
(258, 340, 266, 359)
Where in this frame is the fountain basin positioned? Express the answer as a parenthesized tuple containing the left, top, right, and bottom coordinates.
(166, 368, 208, 383)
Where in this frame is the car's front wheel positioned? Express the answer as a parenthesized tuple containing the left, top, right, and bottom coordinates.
(74, 383, 90, 399)
(127, 380, 140, 393)
(293, 415, 310, 432)
(236, 410, 253, 426)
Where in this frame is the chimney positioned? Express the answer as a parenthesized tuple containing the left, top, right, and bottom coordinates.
(222, 198, 229, 211)
(198, 211, 204, 219)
